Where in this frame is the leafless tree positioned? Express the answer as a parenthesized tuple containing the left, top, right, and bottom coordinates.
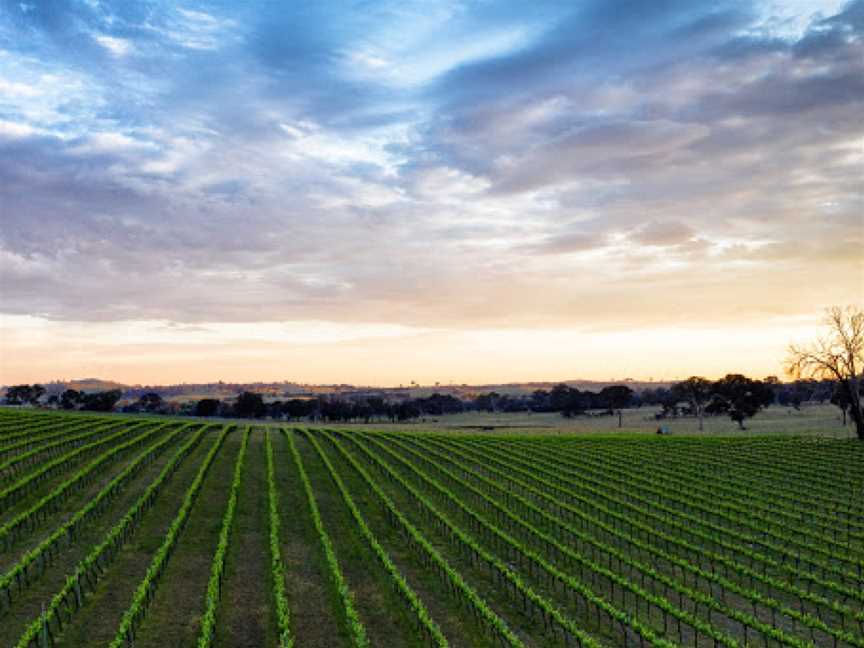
(786, 306, 863, 439)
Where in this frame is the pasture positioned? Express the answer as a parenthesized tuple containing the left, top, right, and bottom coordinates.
(0, 408, 862, 647)
(367, 404, 854, 438)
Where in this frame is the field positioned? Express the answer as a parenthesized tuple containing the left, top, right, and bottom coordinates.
(0, 409, 862, 648)
(355, 404, 854, 438)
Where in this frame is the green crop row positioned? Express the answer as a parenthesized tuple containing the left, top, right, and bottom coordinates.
(462, 436, 864, 609)
(339, 431, 616, 648)
(15, 424, 212, 648)
(108, 426, 230, 648)
(265, 430, 293, 648)
(518, 439, 864, 574)
(0, 415, 97, 444)
(0, 425, 187, 612)
(436, 435, 864, 634)
(318, 430, 526, 648)
(0, 419, 110, 460)
(403, 435, 858, 647)
(579, 437, 864, 537)
(0, 418, 127, 481)
(0, 422, 175, 550)
(303, 430, 449, 647)
(285, 430, 370, 648)
(197, 427, 249, 648)
(0, 422, 150, 512)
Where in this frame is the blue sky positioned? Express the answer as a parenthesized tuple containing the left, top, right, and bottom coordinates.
(0, 1, 861, 384)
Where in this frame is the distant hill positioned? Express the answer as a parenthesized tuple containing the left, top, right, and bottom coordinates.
(407, 379, 672, 398)
(41, 378, 130, 395)
(4, 377, 673, 402)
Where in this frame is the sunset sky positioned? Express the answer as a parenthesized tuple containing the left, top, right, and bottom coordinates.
(1, 1, 862, 386)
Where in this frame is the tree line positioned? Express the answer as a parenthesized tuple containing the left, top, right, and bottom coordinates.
(0, 375, 850, 431)
(3, 386, 123, 412)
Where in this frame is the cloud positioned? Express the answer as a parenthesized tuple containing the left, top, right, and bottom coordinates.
(0, 119, 35, 137)
(0, 0, 860, 343)
(410, 165, 490, 200)
(522, 232, 607, 256)
(0, 77, 40, 97)
(93, 35, 132, 57)
(488, 120, 712, 193)
(631, 222, 697, 247)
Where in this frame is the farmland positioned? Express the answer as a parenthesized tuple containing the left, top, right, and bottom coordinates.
(0, 408, 862, 647)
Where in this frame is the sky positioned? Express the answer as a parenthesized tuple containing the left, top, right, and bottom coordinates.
(0, 0, 862, 387)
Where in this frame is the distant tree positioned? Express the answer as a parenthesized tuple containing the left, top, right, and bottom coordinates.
(60, 389, 82, 410)
(351, 401, 372, 422)
(779, 381, 808, 409)
(549, 384, 573, 411)
(4, 386, 25, 405)
(561, 389, 589, 418)
(267, 400, 285, 419)
(365, 397, 388, 420)
(4, 384, 45, 405)
(639, 387, 671, 407)
(80, 389, 122, 412)
(830, 384, 853, 427)
(707, 375, 773, 430)
(670, 377, 713, 431)
(787, 306, 864, 440)
(473, 392, 501, 413)
(420, 393, 464, 415)
(138, 392, 163, 412)
(30, 384, 45, 404)
(194, 398, 221, 417)
(581, 390, 602, 410)
(599, 385, 634, 428)
(762, 376, 781, 405)
(499, 394, 529, 412)
(529, 389, 551, 412)
(235, 391, 266, 418)
(396, 400, 421, 421)
(318, 397, 352, 422)
(284, 399, 316, 421)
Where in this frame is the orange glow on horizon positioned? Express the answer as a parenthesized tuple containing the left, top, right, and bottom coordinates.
(0, 314, 828, 387)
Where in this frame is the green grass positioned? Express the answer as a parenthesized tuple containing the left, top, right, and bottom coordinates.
(354, 403, 853, 437)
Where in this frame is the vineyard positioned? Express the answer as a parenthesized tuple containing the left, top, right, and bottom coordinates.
(0, 409, 862, 647)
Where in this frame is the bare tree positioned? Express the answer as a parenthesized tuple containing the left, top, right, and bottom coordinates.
(786, 306, 863, 439)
